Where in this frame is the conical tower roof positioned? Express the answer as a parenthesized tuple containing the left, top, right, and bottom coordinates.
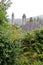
(22, 14, 26, 18)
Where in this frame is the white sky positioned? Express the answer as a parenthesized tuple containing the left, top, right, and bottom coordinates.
(7, 0, 43, 19)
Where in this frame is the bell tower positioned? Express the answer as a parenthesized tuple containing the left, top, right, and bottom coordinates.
(22, 14, 26, 25)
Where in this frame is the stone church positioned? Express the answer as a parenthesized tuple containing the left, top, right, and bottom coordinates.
(22, 14, 41, 32)
(11, 13, 41, 32)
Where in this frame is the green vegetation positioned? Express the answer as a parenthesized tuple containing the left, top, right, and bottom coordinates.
(0, 0, 43, 65)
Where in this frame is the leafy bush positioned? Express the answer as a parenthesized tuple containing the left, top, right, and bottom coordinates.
(21, 29, 43, 65)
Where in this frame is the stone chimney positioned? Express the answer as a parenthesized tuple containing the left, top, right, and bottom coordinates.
(22, 14, 26, 25)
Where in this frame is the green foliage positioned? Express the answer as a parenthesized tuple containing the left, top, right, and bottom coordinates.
(21, 29, 43, 65)
(0, 0, 12, 22)
(0, 22, 23, 65)
(32, 60, 43, 65)
(0, 21, 43, 65)
(0, 0, 12, 10)
(0, 0, 43, 65)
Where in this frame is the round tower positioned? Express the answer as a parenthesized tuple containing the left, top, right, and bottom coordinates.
(22, 14, 26, 25)
(12, 12, 14, 25)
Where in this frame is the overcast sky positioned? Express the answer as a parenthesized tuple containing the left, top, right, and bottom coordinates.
(7, 0, 43, 19)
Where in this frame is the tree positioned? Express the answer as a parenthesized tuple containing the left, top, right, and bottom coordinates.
(29, 17, 33, 22)
(0, 0, 12, 22)
(0, 0, 12, 10)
